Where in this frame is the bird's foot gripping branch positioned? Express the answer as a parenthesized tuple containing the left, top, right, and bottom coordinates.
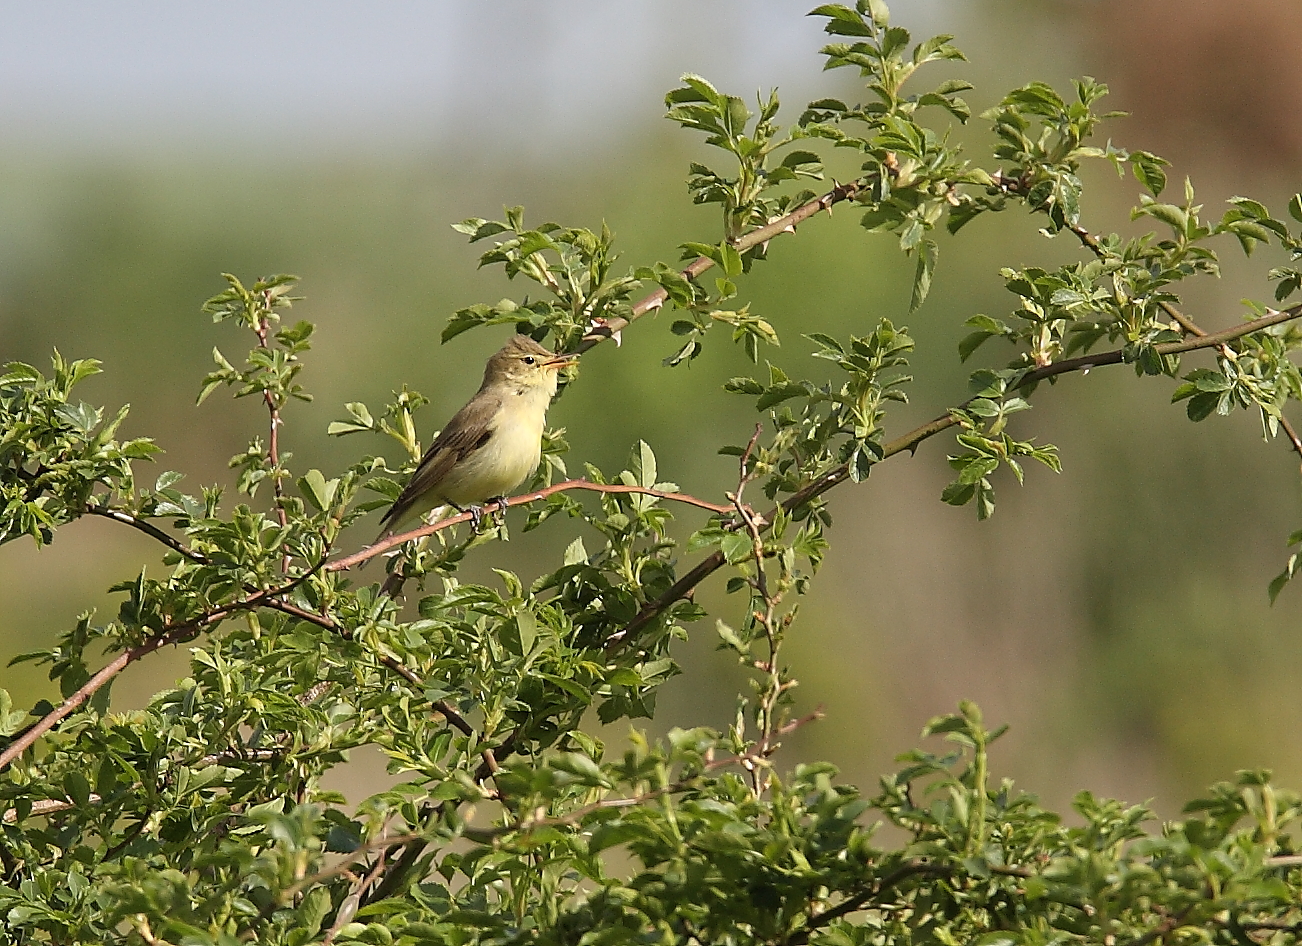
(6, 0, 1302, 941)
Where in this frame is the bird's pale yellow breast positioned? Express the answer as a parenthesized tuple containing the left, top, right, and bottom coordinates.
(435, 382, 550, 505)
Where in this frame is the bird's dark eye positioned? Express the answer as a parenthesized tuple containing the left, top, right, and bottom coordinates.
(523, 356, 536, 365)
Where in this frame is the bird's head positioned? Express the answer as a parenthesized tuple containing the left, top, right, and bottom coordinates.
(482, 334, 576, 395)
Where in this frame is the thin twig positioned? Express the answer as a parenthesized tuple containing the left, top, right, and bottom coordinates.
(1238, 918, 1302, 932)
(323, 835, 390, 945)
(1, 796, 103, 822)
(83, 506, 207, 563)
(278, 831, 424, 902)
(729, 423, 787, 793)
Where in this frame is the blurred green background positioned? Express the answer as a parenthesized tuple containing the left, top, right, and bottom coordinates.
(3, 0, 1302, 816)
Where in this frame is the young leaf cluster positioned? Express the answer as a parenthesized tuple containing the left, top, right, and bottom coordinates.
(1, 355, 159, 545)
(443, 208, 642, 351)
(723, 320, 914, 501)
(667, 74, 824, 243)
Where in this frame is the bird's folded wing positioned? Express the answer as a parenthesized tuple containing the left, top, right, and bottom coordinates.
(381, 392, 501, 527)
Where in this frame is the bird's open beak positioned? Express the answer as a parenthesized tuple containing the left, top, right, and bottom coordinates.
(543, 353, 578, 370)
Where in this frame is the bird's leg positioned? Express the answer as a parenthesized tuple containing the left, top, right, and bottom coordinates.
(448, 502, 485, 532)
(455, 498, 507, 533)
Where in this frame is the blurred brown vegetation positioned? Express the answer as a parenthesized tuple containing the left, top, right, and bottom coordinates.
(3, 0, 1302, 817)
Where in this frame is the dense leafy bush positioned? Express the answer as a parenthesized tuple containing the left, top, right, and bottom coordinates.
(4, 2, 1302, 942)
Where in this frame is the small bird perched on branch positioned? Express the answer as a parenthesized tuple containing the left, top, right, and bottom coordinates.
(375, 333, 575, 542)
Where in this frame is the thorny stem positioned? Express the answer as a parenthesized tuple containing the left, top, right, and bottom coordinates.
(254, 298, 291, 573)
(731, 423, 789, 794)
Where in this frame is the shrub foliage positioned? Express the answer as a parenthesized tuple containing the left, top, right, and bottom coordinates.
(4, 2, 1302, 943)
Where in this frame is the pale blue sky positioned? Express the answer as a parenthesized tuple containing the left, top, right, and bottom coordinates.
(0, 0, 947, 156)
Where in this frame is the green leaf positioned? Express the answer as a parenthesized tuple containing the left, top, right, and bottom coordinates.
(514, 609, 538, 656)
(631, 441, 657, 489)
(756, 381, 810, 410)
(550, 753, 610, 787)
(298, 469, 334, 512)
(720, 532, 753, 564)
(588, 821, 647, 854)
(715, 619, 748, 654)
(720, 242, 744, 277)
(865, 0, 890, 28)
(941, 480, 975, 506)
(664, 339, 701, 367)
(1130, 150, 1168, 197)
(0, 362, 41, 385)
(725, 377, 764, 395)
(0, 688, 29, 737)
(1270, 552, 1298, 603)
(63, 770, 91, 807)
(1185, 391, 1219, 422)
(910, 239, 938, 313)
(563, 536, 588, 565)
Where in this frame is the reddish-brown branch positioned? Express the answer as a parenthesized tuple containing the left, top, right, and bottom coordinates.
(572, 181, 861, 355)
(329, 479, 744, 573)
(0, 565, 326, 772)
(2, 617, 210, 771)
